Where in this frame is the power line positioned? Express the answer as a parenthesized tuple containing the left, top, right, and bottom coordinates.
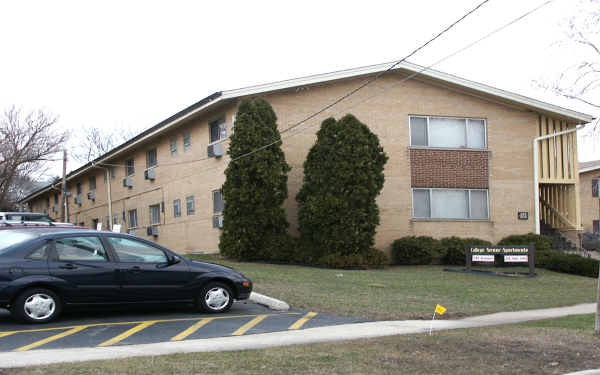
(96, 0, 554, 176)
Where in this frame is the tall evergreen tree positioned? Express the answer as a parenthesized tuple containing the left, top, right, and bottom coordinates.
(296, 114, 388, 262)
(219, 98, 291, 260)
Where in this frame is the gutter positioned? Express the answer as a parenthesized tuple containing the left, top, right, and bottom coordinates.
(533, 125, 585, 234)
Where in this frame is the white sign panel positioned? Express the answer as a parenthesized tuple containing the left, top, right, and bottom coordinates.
(112, 224, 122, 233)
(96, 223, 102, 231)
(472, 255, 495, 262)
(504, 255, 528, 263)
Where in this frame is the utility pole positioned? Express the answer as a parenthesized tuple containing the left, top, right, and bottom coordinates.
(61, 149, 68, 222)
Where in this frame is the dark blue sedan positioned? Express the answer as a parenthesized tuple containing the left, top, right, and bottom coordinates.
(0, 225, 252, 323)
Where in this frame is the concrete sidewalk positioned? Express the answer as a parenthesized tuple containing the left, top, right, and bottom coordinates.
(0, 303, 596, 369)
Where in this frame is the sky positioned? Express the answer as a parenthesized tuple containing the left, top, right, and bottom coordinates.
(1, 0, 598, 178)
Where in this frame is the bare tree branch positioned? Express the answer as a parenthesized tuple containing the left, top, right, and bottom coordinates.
(0, 106, 67, 210)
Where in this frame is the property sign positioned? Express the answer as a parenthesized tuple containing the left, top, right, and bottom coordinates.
(466, 245, 535, 276)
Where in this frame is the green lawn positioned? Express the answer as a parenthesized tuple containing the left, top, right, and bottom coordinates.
(12, 315, 599, 375)
(191, 254, 597, 320)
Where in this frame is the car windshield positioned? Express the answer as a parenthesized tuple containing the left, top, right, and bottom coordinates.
(6, 214, 53, 223)
(0, 232, 36, 254)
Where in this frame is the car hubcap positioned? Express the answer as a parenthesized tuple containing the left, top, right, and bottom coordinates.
(205, 287, 230, 310)
(24, 293, 56, 320)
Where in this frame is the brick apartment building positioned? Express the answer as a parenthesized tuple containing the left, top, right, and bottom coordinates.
(20, 62, 594, 253)
(579, 160, 600, 233)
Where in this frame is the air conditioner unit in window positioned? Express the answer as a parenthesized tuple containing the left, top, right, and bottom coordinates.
(146, 226, 159, 236)
(123, 177, 133, 187)
(52, 206, 58, 213)
(144, 169, 155, 180)
(74, 197, 82, 205)
(218, 215, 224, 228)
(213, 215, 224, 229)
(207, 143, 223, 158)
(87, 191, 96, 200)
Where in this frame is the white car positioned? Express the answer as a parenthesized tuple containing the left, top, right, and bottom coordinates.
(0, 212, 73, 226)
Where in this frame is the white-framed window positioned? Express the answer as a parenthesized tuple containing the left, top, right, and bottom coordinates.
(128, 209, 138, 228)
(213, 190, 224, 214)
(186, 196, 195, 215)
(183, 132, 192, 151)
(409, 116, 486, 149)
(125, 159, 135, 176)
(170, 137, 178, 156)
(173, 199, 181, 217)
(149, 204, 161, 225)
(412, 188, 489, 220)
(146, 148, 158, 169)
(209, 117, 227, 144)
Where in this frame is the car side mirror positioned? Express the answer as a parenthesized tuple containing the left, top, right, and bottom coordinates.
(168, 254, 181, 265)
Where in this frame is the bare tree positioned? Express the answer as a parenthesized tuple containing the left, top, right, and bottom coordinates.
(0, 107, 67, 210)
(537, 0, 599, 130)
(71, 125, 138, 163)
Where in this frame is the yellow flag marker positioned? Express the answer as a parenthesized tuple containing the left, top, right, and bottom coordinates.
(435, 304, 447, 315)
(430, 304, 448, 335)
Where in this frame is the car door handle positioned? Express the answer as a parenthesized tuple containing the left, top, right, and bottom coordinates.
(59, 264, 77, 270)
(128, 266, 142, 273)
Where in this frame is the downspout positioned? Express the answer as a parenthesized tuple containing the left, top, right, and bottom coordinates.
(533, 124, 585, 234)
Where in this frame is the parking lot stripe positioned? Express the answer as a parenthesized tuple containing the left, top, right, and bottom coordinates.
(98, 321, 156, 347)
(0, 312, 301, 337)
(232, 314, 268, 336)
(14, 325, 88, 352)
(288, 312, 318, 330)
(170, 318, 215, 341)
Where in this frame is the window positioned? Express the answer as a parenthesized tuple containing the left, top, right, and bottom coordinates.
(110, 167, 116, 179)
(107, 237, 168, 263)
(186, 196, 195, 215)
(213, 190, 224, 214)
(410, 116, 486, 149)
(55, 236, 108, 262)
(92, 218, 99, 230)
(412, 188, 489, 219)
(170, 137, 178, 156)
(183, 132, 192, 151)
(26, 244, 50, 260)
(209, 117, 227, 143)
(150, 204, 161, 225)
(128, 209, 138, 228)
(146, 149, 157, 168)
(173, 199, 181, 217)
(89, 176, 96, 191)
(54, 194, 59, 205)
(592, 179, 599, 198)
(76, 183, 82, 195)
(105, 216, 110, 229)
(113, 215, 119, 225)
(126, 159, 135, 176)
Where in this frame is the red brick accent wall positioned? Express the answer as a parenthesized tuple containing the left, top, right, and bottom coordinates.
(410, 148, 489, 188)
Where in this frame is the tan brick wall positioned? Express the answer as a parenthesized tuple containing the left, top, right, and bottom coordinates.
(410, 148, 489, 188)
(28, 73, 545, 254)
(579, 170, 600, 232)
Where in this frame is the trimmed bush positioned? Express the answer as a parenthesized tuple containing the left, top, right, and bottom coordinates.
(540, 253, 599, 278)
(391, 236, 440, 265)
(497, 233, 553, 252)
(441, 237, 493, 265)
(219, 98, 291, 261)
(296, 114, 388, 262)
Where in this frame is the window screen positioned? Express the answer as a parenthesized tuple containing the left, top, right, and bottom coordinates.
(150, 204, 160, 225)
(213, 190, 225, 214)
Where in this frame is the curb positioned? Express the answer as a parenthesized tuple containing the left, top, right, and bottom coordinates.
(562, 370, 600, 375)
(248, 292, 290, 311)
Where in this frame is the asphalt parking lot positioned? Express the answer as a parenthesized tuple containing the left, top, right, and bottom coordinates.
(0, 302, 368, 352)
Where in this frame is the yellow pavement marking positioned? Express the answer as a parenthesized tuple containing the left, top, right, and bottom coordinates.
(0, 312, 300, 336)
(232, 314, 268, 336)
(98, 321, 156, 347)
(170, 318, 215, 341)
(14, 326, 88, 352)
(288, 312, 318, 330)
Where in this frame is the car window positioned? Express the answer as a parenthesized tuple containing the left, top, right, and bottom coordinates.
(107, 237, 168, 263)
(26, 243, 50, 260)
(0, 232, 36, 254)
(55, 236, 108, 262)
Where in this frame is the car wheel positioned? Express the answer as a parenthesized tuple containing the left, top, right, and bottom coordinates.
(197, 282, 233, 313)
(11, 288, 62, 324)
